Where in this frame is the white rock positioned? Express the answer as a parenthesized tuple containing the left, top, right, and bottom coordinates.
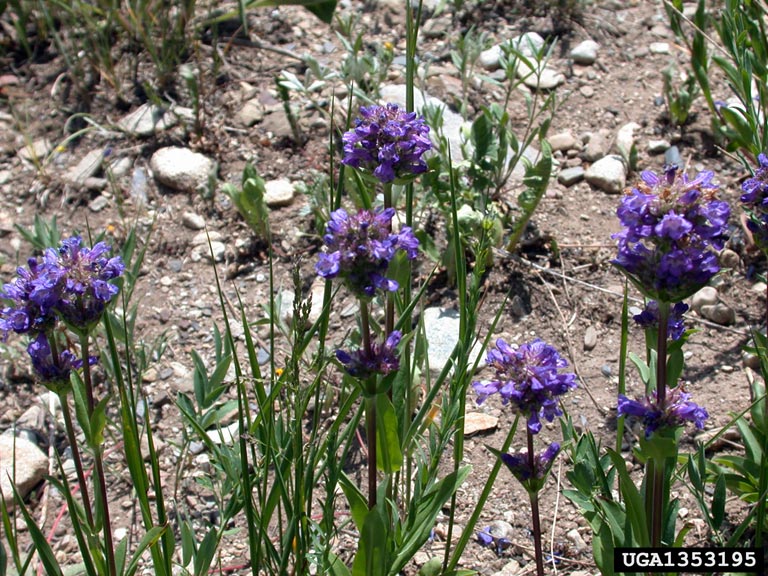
(264, 179, 295, 207)
(521, 65, 564, 90)
(200, 241, 226, 263)
(691, 286, 718, 312)
(18, 138, 52, 163)
(118, 103, 180, 137)
(479, 45, 502, 70)
(511, 32, 546, 57)
(64, 149, 104, 186)
(150, 147, 216, 194)
(583, 131, 612, 162)
(0, 435, 48, 505)
(649, 42, 670, 54)
(615, 122, 641, 163)
(570, 40, 599, 65)
(548, 130, 578, 152)
(191, 230, 223, 245)
(237, 99, 264, 127)
(182, 212, 206, 231)
(422, 307, 485, 375)
(647, 139, 671, 154)
(585, 155, 627, 194)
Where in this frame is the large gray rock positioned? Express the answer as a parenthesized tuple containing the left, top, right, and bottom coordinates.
(0, 434, 48, 505)
(585, 155, 627, 194)
(150, 147, 216, 194)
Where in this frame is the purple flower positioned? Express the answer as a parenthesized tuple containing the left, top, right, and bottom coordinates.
(633, 301, 689, 341)
(336, 330, 402, 379)
(341, 103, 432, 183)
(27, 332, 81, 386)
(612, 165, 730, 302)
(52, 236, 124, 330)
(315, 208, 418, 297)
(741, 153, 768, 250)
(473, 338, 576, 434)
(0, 255, 63, 338)
(477, 525, 512, 555)
(618, 387, 708, 438)
(500, 442, 561, 483)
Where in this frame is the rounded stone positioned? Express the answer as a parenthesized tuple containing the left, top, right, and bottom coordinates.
(150, 147, 216, 194)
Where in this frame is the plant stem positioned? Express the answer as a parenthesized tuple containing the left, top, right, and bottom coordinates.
(58, 392, 94, 529)
(80, 333, 117, 576)
(527, 430, 545, 576)
(650, 301, 670, 548)
(360, 301, 377, 509)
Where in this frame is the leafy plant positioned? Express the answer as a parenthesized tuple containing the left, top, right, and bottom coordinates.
(221, 163, 270, 240)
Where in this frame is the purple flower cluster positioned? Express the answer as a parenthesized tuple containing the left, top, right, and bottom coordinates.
(633, 301, 689, 341)
(473, 338, 577, 434)
(618, 387, 708, 438)
(612, 166, 730, 302)
(499, 442, 561, 483)
(0, 236, 124, 386)
(740, 153, 768, 250)
(341, 103, 432, 183)
(315, 207, 419, 298)
(336, 330, 402, 379)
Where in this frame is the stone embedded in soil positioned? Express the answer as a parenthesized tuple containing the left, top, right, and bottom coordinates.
(615, 122, 641, 163)
(700, 302, 736, 325)
(17, 138, 52, 163)
(649, 42, 671, 54)
(422, 307, 485, 375)
(491, 559, 521, 576)
(585, 155, 627, 194)
(150, 146, 217, 194)
(118, 103, 184, 137)
(719, 248, 740, 270)
(691, 286, 718, 312)
(557, 166, 585, 187)
(264, 178, 296, 207)
(0, 434, 48, 505)
(237, 98, 264, 127)
(182, 212, 206, 231)
(570, 40, 599, 65)
(63, 149, 104, 187)
(647, 139, 671, 154)
(583, 325, 598, 351)
(582, 131, 611, 162)
(522, 65, 564, 90)
(463, 412, 499, 436)
(548, 130, 578, 152)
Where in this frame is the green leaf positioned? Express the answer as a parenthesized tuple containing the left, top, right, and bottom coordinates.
(339, 473, 368, 532)
(375, 394, 402, 473)
(89, 396, 110, 448)
(325, 552, 352, 576)
(608, 449, 649, 547)
(194, 527, 219, 576)
(666, 347, 684, 387)
(351, 508, 387, 576)
(181, 520, 196, 566)
(125, 526, 167, 576)
(712, 472, 726, 529)
(0, 539, 7, 576)
(11, 485, 63, 576)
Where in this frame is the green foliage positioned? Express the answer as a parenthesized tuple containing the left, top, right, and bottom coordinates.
(666, 0, 768, 160)
(221, 163, 271, 240)
(662, 64, 700, 127)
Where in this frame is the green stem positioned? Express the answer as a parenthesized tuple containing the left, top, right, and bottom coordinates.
(650, 301, 670, 548)
(360, 301, 377, 509)
(80, 333, 116, 576)
(528, 431, 545, 576)
(58, 392, 94, 529)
